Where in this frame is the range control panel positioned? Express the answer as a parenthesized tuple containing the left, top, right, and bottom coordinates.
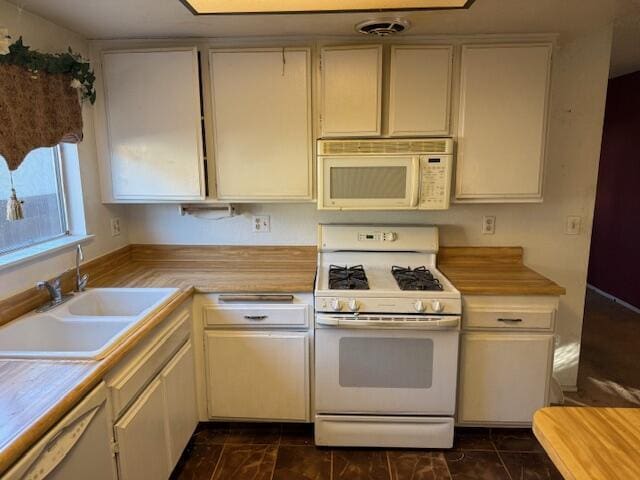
(357, 231, 397, 243)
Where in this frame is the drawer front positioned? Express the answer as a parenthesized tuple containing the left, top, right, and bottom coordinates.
(464, 307, 555, 330)
(108, 310, 191, 418)
(204, 304, 309, 328)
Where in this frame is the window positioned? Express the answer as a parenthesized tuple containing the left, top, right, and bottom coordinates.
(0, 146, 69, 255)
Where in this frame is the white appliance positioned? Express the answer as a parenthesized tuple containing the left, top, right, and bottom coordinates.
(3, 382, 117, 480)
(317, 138, 453, 210)
(314, 224, 461, 449)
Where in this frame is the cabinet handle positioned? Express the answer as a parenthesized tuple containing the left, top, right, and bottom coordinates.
(220, 295, 294, 303)
(244, 315, 268, 321)
(497, 318, 523, 323)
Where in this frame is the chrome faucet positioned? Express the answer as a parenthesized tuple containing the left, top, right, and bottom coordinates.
(75, 244, 89, 292)
(36, 277, 72, 312)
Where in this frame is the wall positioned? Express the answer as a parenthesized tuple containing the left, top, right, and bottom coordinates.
(126, 27, 612, 389)
(588, 71, 640, 309)
(0, 1, 129, 298)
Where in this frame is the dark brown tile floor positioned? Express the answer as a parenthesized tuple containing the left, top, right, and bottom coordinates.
(564, 288, 640, 407)
(171, 423, 562, 480)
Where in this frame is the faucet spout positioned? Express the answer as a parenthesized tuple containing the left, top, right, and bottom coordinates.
(75, 244, 88, 292)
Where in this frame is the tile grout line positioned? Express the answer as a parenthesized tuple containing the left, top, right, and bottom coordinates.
(208, 444, 225, 480)
(495, 450, 515, 480)
(442, 451, 454, 480)
(385, 450, 393, 480)
(330, 449, 334, 480)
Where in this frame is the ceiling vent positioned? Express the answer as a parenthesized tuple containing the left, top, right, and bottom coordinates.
(355, 18, 411, 36)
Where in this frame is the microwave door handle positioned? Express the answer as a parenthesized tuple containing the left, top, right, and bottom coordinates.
(410, 157, 420, 207)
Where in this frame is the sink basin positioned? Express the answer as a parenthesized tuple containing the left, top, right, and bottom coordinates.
(0, 287, 178, 360)
(0, 314, 133, 359)
(62, 288, 176, 317)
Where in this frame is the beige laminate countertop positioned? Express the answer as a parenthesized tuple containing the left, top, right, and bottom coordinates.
(438, 246, 566, 296)
(533, 407, 640, 480)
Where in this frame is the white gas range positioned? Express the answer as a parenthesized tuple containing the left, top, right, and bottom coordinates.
(314, 224, 461, 449)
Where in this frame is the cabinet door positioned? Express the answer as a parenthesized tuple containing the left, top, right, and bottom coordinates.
(389, 45, 453, 136)
(458, 333, 554, 425)
(161, 341, 198, 470)
(205, 331, 309, 421)
(320, 45, 382, 137)
(114, 378, 171, 480)
(210, 48, 312, 200)
(102, 47, 205, 201)
(455, 44, 552, 202)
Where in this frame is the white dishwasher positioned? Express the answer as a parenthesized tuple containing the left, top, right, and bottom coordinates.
(3, 382, 117, 480)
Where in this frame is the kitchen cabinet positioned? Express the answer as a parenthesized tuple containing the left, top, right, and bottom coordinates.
(99, 47, 205, 202)
(458, 332, 554, 425)
(114, 378, 171, 480)
(457, 295, 558, 426)
(161, 342, 198, 468)
(320, 45, 383, 137)
(205, 330, 309, 421)
(197, 293, 313, 422)
(455, 43, 552, 202)
(388, 45, 453, 136)
(107, 303, 198, 479)
(209, 48, 312, 200)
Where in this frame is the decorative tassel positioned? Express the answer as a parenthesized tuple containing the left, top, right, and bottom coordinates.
(6, 172, 24, 221)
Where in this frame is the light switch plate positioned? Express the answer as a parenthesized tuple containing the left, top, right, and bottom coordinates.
(566, 216, 581, 235)
(482, 216, 496, 235)
(252, 215, 270, 233)
(110, 217, 121, 237)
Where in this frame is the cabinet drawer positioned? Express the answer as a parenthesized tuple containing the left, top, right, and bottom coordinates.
(204, 304, 309, 328)
(464, 307, 555, 330)
(107, 309, 191, 418)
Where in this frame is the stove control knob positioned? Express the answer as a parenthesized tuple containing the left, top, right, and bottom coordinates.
(348, 299, 360, 312)
(414, 300, 426, 313)
(431, 300, 444, 313)
(330, 299, 343, 312)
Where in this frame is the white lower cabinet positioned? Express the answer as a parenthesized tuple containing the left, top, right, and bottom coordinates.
(458, 333, 554, 425)
(205, 330, 309, 421)
(161, 342, 198, 467)
(457, 295, 558, 426)
(115, 378, 171, 480)
(114, 340, 198, 480)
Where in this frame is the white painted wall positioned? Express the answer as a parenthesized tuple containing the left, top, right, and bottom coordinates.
(0, 1, 129, 298)
(126, 27, 613, 389)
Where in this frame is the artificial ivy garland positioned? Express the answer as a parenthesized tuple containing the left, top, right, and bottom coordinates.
(0, 37, 96, 104)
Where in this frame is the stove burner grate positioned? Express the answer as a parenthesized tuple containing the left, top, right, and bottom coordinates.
(329, 264, 370, 290)
(392, 265, 443, 291)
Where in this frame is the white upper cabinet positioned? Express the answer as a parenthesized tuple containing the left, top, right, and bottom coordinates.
(455, 43, 552, 202)
(100, 47, 205, 202)
(320, 45, 383, 137)
(210, 48, 312, 200)
(388, 45, 453, 136)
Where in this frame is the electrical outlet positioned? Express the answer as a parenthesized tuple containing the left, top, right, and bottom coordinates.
(252, 215, 271, 233)
(566, 216, 581, 235)
(482, 216, 496, 235)
(110, 217, 121, 237)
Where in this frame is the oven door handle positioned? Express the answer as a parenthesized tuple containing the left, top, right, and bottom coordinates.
(316, 316, 460, 330)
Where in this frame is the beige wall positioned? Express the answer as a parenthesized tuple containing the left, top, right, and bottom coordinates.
(126, 27, 613, 389)
(0, 1, 129, 298)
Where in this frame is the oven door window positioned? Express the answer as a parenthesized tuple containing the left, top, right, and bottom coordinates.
(339, 337, 433, 389)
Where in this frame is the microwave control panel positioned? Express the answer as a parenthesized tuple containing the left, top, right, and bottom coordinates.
(419, 155, 452, 210)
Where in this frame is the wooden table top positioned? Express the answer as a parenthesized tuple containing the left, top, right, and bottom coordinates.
(533, 407, 640, 480)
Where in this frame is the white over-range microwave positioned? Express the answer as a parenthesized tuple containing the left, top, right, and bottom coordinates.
(317, 138, 453, 210)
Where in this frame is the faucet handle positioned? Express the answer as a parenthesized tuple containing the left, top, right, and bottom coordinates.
(77, 273, 89, 292)
(51, 276, 62, 289)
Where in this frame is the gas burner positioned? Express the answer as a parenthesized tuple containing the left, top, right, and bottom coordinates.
(329, 264, 370, 290)
(392, 266, 443, 291)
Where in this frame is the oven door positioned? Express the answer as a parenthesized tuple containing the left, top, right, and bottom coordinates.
(318, 155, 420, 210)
(315, 314, 460, 415)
